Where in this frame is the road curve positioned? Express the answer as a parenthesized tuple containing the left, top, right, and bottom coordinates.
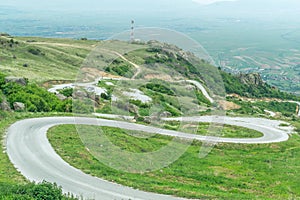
(163, 115, 292, 144)
(6, 117, 185, 200)
(185, 80, 214, 103)
(6, 116, 292, 199)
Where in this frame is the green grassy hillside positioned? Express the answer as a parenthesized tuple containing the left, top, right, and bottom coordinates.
(0, 35, 299, 119)
(0, 34, 298, 101)
(0, 35, 97, 82)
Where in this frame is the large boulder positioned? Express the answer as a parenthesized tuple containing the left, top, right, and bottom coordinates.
(5, 77, 27, 86)
(13, 102, 25, 111)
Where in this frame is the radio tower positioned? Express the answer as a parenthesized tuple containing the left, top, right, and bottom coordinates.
(130, 20, 135, 42)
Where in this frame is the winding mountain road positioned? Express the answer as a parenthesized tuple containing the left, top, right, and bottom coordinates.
(6, 115, 293, 199)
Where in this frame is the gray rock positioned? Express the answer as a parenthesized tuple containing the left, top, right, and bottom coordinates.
(74, 90, 87, 98)
(128, 104, 138, 114)
(56, 93, 67, 101)
(143, 115, 160, 124)
(0, 100, 11, 111)
(5, 77, 27, 86)
(143, 116, 152, 124)
(13, 102, 25, 111)
(159, 111, 172, 118)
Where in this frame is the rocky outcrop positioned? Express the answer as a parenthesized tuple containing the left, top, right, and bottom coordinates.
(238, 73, 264, 86)
(5, 77, 27, 86)
(13, 102, 25, 111)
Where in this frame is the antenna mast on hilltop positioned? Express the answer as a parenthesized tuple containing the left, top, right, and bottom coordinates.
(130, 20, 135, 42)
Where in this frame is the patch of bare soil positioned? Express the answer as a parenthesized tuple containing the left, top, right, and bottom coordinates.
(42, 80, 73, 88)
(81, 67, 121, 81)
(218, 100, 241, 111)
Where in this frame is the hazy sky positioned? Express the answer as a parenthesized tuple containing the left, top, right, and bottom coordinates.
(193, 0, 238, 5)
(0, 0, 192, 11)
(1, 0, 300, 15)
(0, 0, 299, 14)
(1, 0, 299, 28)
(0, 0, 298, 9)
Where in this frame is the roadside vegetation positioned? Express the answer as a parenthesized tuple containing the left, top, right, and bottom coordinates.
(0, 181, 76, 200)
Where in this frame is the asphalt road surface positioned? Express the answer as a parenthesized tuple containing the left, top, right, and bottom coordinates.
(6, 116, 292, 199)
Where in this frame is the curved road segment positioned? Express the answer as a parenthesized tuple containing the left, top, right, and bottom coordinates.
(6, 116, 292, 199)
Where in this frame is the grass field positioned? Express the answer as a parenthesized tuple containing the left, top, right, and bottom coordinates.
(0, 36, 98, 83)
(163, 121, 263, 138)
(48, 124, 300, 199)
(196, 123, 263, 138)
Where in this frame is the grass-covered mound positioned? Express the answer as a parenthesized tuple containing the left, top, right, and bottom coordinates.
(48, 124, 300, 199)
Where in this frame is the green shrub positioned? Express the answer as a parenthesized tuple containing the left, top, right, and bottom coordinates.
(0, 181, 76, 200)
(1, 80, 72, 112)
(129, 99, 149, 108)
(195, 90, 211, 106)
(27, 47, 44, 56)
(72, 99, 94, 114)
(59, 88, 73, 97)
(105, 59, 135, 78)
(143, 82, 175, 96)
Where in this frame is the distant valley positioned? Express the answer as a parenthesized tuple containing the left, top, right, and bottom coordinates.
(1, 1, 300, 94)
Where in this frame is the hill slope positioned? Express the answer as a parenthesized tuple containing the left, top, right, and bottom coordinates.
(0, 36, 299, 113)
